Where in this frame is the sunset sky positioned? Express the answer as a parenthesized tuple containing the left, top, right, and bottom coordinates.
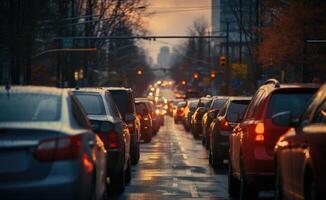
(141, 0, 211, 65)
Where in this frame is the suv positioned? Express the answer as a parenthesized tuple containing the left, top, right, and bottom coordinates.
(104, 87, 141, 165)
(273, 83, 326, 200)
(73, 88, 131, 193)
(228, 79, 320, 199)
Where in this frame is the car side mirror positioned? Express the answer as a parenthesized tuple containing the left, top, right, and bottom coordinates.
(226, 112, 239, 123)
(272, 111, 299, 127)
(125, 113, 136, 122)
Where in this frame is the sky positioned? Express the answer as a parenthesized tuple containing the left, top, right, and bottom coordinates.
(141, 0, 211, 65)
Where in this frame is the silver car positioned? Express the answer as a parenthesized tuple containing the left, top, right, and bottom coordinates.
(0, 86, 107, 200)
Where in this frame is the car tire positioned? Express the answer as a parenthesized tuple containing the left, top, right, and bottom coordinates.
(240, 160, 258, 200)
(211, 150, 223, 169)
(202, 135, 206, 146)
(228, 161, 240, 197)
(125, 159, 132, 184)
(275, 164, 283, 200)
(208, 149, 213, 165)
(110, 169, 125, 194)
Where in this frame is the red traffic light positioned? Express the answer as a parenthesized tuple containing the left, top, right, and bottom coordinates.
(193, 72, 199, 79)
(136, 69, 143, 76)
(210, 71, 216, 79)
(219, 56, 226, 66)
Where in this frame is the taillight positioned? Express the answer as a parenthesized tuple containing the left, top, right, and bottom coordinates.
(35, 135, 81, 162)
(220, 118, 230, 131)
(128, 122, 134, 133)
(108, 131, 119, 149)
(254, 122, 265, 141)
(82, 153, 94, 173)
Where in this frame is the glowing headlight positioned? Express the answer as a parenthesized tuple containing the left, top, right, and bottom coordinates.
(155, 109, 160, 114)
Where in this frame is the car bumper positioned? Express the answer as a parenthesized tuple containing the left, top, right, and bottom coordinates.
(0, 161, 92, 200)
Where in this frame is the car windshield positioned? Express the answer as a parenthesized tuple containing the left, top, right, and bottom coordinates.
(74, 93, 106, 115)
(267, 92, 315, 118)
(212, 99, 227, 110)
(0, 93, 60, 122)
(228, 100, 251, 116)
(110, 90, 134, 115)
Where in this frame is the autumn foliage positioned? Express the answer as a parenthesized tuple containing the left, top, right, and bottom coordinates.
(258, 0, 326, 80)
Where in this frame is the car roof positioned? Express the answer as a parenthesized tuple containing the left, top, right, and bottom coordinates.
(0, 86, 64, 95)
(72, 87, 106, 95)
(102, 87, 132, 92)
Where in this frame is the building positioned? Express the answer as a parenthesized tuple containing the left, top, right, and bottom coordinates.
(157, 46, 171, 68)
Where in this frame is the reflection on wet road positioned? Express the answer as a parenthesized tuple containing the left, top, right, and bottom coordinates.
(112, 116, 228, 200)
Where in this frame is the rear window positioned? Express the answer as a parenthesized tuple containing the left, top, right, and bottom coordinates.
(189, 101, 199, 110)
(177, 102, 186, 107)
(267, 92, 315, 118)
(212, 99, 227, 110)
(110, 90, 134, 115)
(0, 93, 61, 122)
(228, 100, 251, 116)
(136, 102, 147, 114)
(74, 94, 106, 115)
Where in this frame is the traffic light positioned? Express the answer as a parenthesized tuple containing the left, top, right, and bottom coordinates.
(193, 72, 199, 80)
(210, 71, 216, 79)
(219, 56, 226, 67)
(136, 69, 143, 76)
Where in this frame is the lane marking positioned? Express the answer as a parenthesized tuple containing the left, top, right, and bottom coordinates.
(190, 184, 199, 198)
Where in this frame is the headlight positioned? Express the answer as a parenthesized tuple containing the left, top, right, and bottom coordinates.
(155, 109, 160, 114)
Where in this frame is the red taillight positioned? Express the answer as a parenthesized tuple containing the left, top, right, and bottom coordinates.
(128, 123, 134, 133)
(82, 153, 94, 173)
(35, 135, 81, 162)
(254, 122, 265, 142)
(220, 118, 230, 131)
(108, 131, 119, 149)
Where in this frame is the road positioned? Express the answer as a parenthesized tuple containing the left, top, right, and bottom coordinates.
(111, 116, 228, 200)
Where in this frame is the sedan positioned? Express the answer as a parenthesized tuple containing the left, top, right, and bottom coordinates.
(0, 86, 107, 200)
(73, 88, 131, 193)
(273, 84, 326, 200)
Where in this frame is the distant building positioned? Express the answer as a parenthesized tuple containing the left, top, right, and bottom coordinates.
(157, 46, 171, 68)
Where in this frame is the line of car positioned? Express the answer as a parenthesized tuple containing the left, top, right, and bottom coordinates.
(0, 86, 164, 200)
(174, 79, 325, 200)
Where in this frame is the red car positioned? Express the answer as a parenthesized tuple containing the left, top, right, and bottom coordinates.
(273, 83, 326, 200)
(229, 79, 320, 199)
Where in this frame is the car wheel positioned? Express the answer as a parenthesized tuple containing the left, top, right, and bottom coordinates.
(202, 135, 206, 145)
(228, 161, 240, 197)
(110, 169, 125, 194)
(275, 164, 283, 200)
(208, 149, 213, 165)
(125, 159, 132, 184)
(240, 161, 258, 200)
(211, 150, 223, 169)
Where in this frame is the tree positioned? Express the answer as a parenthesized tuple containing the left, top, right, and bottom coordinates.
(258, 0, 326, 82)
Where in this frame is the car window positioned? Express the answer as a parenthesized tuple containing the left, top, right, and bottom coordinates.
(227, 100, 251, 117)
(312, 100, 326, 124)
(136, 102, 147, 114)
(74, 93, 106, 115)
(212, 98, 227, 110)
(218, 100, 229, 117)
(244, 89, 263, 119)
(105, 92, 121, 118)
(110, 90, 134, 115)
(267, 92, 315, 119)
(71, 95, 91, 129)
(0, 93, 61, 122)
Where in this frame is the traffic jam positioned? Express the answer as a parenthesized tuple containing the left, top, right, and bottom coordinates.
(0, 80, 325, 200)
(1, 0, 326, 200)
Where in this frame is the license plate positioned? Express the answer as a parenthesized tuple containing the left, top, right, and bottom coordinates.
(0, 150, 28, 173)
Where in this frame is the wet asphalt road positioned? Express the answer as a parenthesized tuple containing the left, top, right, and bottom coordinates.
(110, 116, 274, 200)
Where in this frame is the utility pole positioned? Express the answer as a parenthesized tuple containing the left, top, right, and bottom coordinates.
(225, 22, 230, 95)
(239, 0, 243, 65)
